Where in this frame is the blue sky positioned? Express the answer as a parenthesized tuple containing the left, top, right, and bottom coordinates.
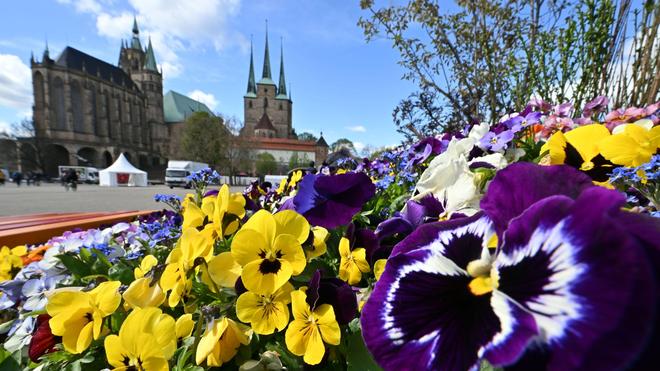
(0, 0, 417, 152)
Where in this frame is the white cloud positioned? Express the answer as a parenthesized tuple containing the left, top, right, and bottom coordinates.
(353, 141, 366, 152)
(188, 90, 218, 111)
(0, 54, 32, 112)
(56, 0, 103, 14)
(59, 0, 246, 80)
(346, 125, 366, 133)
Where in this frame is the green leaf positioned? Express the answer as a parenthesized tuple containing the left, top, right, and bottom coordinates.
(57, 254, 93, 278)
(346, 329, 381, 371)
(108, 261, 135, 285)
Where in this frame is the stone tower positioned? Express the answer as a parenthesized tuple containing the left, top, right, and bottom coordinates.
(243, 26, 294, 139)
(118, 18, 165, 150)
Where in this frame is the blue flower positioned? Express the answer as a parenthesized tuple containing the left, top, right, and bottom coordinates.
(22, 274, 67, 311)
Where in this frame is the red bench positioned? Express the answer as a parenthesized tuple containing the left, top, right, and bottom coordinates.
(0, 211, 155, 247)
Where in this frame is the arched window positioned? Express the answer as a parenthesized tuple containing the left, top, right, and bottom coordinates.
(263, 98, 268, 108)
(51, 77, 66, 130)
(71, 80, 84, 132)
(279, 103, 283, 110)
(249, 101, 253, 108)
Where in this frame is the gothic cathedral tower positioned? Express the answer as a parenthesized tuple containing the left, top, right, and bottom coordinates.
(118, 18, 164, 147)
(243, 26, 294, 139)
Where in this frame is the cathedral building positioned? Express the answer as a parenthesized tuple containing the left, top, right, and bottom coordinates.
(243, 30, 328, 171)
(27, 19, 211, 177)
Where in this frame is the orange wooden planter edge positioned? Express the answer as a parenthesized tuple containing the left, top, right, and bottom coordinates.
(0, 210, 157, 247)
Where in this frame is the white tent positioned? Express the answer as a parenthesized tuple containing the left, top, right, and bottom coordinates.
(99, 153, 148, 187)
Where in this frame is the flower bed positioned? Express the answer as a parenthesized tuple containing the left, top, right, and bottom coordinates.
(1, 97, 659, 370)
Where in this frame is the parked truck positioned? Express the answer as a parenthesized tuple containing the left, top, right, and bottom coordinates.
(165, 160, 209, 188)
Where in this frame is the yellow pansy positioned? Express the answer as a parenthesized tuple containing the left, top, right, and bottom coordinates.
(236, 282, 294, 335)
(212, 184, 246, 237)
(288, 170, 303, 188)
(134, 255, 158, 279)
(600, 123, 660, 167)
(195, 317, 252, 367)
(47, 281, 122, 354)
(541, 124, 614, 182)
(373, 259, 387, 281)
(123, 276, 166, 309)
(201, 252, 242, 292)
(338, 237, 370, 285)
(104, 307, 176, 371)
(231, 210, 308, 295)
(0, 245, 27, 281)
(285, 288, 340, 365)
(304, 226, 329, 261)
(175, 313, 195, 340)
(160, 228, 211, 307)
(276, 178, 287, 194)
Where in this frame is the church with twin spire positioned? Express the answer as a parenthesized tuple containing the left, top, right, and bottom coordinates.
(241, 28, 328, 170)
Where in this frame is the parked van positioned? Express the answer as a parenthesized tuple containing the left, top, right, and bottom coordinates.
(58, 166, 99, 183)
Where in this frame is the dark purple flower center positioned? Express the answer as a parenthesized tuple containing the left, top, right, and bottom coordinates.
(259, 258, 282, 274)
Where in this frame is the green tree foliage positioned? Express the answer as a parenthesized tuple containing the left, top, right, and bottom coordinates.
(298, 132, 318, 142)
(330, 138, 356, 154)
(359, 0, 660, 142)
(256, 152, 278, 175)
(180, 112, 230, 168)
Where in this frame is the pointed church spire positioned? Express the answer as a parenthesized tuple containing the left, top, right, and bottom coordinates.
(258, 20, 276, 85)
(131, 16, 142, 50)
(276, 38, 288, 99)
(42, 40, 50, 61)
(246, 36, 257, 97)
(144, 37, 158, 72)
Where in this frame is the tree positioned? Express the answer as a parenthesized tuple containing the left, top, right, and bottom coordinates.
(10, 118, 48, 175)
(358, 0, 659, 142)
(255, 152, 277, 175)
(221, 115, 252, 182)
(298, 132, 318, 142)
(330, 138, 356, 154)
(180, 112, 230, 169)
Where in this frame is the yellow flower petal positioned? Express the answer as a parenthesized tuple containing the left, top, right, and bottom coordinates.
(231, 228, 269, 266)
(273, 234, 306, 275)
(241, 259, 293, 295)
(274, 210, 311, 244)
(564, 124, 611, 161)
(242, 209, 277, 244)
(176, 314, 195, 339)
(207, 252, 242, 288)
(374, 259, 387, 281)
(123, 277, 166, 308)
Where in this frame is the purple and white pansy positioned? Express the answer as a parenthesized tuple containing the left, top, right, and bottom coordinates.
(361, 163, 658, 370)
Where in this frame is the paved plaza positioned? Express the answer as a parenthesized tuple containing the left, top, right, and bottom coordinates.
(0, 183, 244, 216)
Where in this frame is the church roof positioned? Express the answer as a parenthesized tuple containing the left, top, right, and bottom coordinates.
(55, 46, 136, 89)
(316, 134, 328, 147)
(163, 90, 214, 123)
(144, 38, 158, 72)
(258, 24, 276, 86)
(255, 112, 276, 131)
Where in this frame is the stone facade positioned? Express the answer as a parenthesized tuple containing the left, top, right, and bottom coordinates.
(29, 19, 169, 177)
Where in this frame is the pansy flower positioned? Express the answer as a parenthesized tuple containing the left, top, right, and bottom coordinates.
(542, 124, 615, 182)
(582, 95, 609, 117)
(46, 281, 122, 354)
(231, 210, 308, 295)
(599, 123, 660, 167)
(196, 317, 252, 367)
(160, 228, 211, 307)
(105, 307, 176, 371)
(362, 163, 658, 370)
(236, 282, 294, 334)
(28, 315, 59, 362)
(291, 173, 375, 229)
(285, 287, 341, 365)
(306, 270, 358, 325)
(338, 225, 374, 285)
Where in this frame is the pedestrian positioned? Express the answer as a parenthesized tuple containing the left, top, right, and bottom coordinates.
(13, 171, 23, 187)
(0, 170, 5, 186)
